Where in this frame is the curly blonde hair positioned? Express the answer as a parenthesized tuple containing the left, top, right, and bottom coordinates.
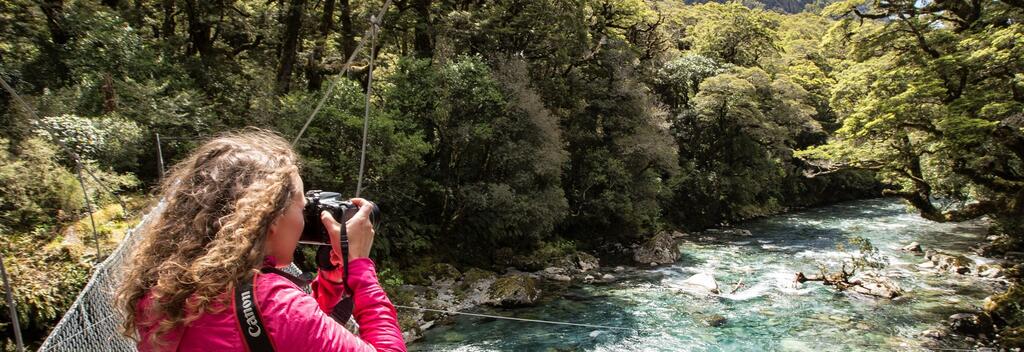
(116, 129, 300, 343)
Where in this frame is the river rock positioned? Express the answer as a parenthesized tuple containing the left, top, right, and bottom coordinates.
(704, 228, 753, 237)
(850, 273, 903, 298)
(948, 313, 994, 336)
(573, 252, 600, 272)
(601, 273, 615, 281)
(428, 263, 462, 283)
(633, 231, 681, 265)
(977, 265, 1005, 278)
(488, 274, 541, 307)
(614, 266, 625, 272)
(974, 242, 1001, 257)
(931, 252, 974, 274)
(703, 314, 728, 327)
(680, 272, 720, 294)
(542, 266, 566, 276)
(551, 274, 571, 282)
(668, 230, 689, 239)
(902, 242, 923, 254)
(541, 267, 572, 282)
(921, 328, 949, 340)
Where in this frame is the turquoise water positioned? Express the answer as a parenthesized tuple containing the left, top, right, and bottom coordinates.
(411, 198, 1005, 351)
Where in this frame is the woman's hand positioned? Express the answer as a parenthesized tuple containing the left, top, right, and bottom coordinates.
(320, 198, 376, 265)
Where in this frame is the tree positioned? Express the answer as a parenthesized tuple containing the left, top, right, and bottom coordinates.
(383, 56, 570, 264)
(687, 3, 782, 67)
(665, 66, 823, 227)
(800, 0, 1024, 234)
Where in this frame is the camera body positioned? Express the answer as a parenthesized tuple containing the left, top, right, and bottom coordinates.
(300, 190, 380, 245)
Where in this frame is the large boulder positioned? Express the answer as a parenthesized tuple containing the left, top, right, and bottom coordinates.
(488, 274, 541, 307)
(633, 231, 681, 265)
(679, 272, 720, 294)
(931, 252, 974, 274)
(573, 252, 600, 272)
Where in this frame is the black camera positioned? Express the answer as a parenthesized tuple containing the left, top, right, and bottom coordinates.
(300, 190, 381, 246)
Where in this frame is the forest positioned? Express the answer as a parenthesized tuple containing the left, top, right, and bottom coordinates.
(1, 0, 1022, 349)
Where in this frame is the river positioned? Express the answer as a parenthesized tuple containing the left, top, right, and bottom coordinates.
(410, 198, 1006, 351)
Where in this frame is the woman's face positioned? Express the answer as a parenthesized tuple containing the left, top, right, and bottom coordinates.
(265, 173, 306, 266)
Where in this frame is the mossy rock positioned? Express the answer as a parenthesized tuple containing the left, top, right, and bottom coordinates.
(985, 284, 1024, 327)
(488, 274, 541, 307)
(931, 252, 974, 274)
(405, 262, 462, 285)
(462, 268, 497, 284)
(429, 263, 462, 282)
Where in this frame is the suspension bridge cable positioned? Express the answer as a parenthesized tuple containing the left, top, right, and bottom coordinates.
(292, 0, 393, 147)
(393, 305, 641, 331)
(355, 15, 379, 198)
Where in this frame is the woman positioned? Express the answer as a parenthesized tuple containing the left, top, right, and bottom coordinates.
(116, 130, 405, 351)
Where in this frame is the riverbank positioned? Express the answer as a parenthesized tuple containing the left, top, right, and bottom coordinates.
(404, 198, 1023, 350)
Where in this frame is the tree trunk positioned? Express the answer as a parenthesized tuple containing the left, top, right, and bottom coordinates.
(131, 0, 145, 29)
(306, 0, 336, 91)
(183, 0, 214, 58)
(102, 73, 118, 113)
(276, 0, 307, 95)
(160, 0, 176, 38)
(338, 0, 356, 60)
(413, 0, 433, 58)
(39, 0, 72, 86)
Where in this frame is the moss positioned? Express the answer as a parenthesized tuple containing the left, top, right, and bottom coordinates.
(985, 284, 1024, 327)
(488, 275, 540, 306)
(984, 283, 1024, 347)
(402, 262, 463, 285)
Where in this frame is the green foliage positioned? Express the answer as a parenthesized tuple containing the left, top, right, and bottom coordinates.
(0, 138, 82, 233)
(34, 114, 145, 172)
(800, 0, 1024, 229)
(687, 3, 782, 67)
(838, 235, 887, 271)
(0, 0, 957, 345)
(664, 65, 827, 227)
(382, 56, 569, 263)
(1, 235, 90, 350)
(651, 54, 729, 111)
(276, 78, 430, 260)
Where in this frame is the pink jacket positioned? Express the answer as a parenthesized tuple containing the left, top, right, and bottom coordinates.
(136, 258, 406, 351)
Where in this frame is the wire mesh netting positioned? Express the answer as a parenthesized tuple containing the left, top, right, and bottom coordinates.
(35, 202, 161, 352)
(36, 202, 308, 352)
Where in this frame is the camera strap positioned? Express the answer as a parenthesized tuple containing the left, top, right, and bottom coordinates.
(234, 272, 275, 352)
(233, 267, 314, 352)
